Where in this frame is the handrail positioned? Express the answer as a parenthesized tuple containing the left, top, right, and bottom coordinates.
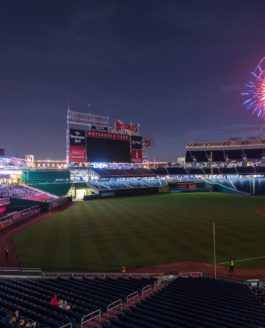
(142, 284, 152, 295)
(0, 267, 42, 272)
(81, 309, 101, 327)
(179, 272, 203, 278)
(0, 269, 164, 280)
(42, 272, 164, 279)
(59, 323, 72, 328)
(107, 299, 122, 313)
(126, 291, 138, 304)
(154, 278, 164, 288)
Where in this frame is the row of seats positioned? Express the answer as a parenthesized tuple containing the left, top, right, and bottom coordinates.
(92, 168, 155, 178)
(104, 277, 265, 328)
(152, 166, 265, 176)
(90, 177, 167, 190)
(0, 277, 156, 328)
(0, 184, 57, 203)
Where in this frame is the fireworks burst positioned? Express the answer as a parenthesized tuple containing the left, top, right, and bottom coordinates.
(242, 57, 265, 120)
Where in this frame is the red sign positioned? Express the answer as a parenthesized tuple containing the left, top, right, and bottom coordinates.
(131, 149, 143, 163)
(86, 131, 130, 141)
(0, 206, 6, 216)
(69, 145, 87, 162)
(189, 184, 196, 190)
(115, 120, 138, 134)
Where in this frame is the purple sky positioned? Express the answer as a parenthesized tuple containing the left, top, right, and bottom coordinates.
(1, 0, 265, 161)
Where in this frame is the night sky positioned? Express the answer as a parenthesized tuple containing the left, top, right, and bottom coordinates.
(1, 0, 265, 161)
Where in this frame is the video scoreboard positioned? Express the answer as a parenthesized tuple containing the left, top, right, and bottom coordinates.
(69, 129, 143, 163)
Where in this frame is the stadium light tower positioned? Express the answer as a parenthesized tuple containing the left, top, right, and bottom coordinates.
(213, 222, 217, 279)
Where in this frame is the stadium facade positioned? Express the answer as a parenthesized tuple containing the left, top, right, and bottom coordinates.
(2, 109, 265, 198)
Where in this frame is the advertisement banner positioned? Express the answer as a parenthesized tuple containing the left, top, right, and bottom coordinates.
(0, 206, 6, 216)
(70, 129, 86, 146)
(131, 149, 143, 163)
(69, 145, 87, 162)
(86, 131, 130, 141)
(115, 120, 138, 135)
(142, 137, 153, 149)
(131, 135, 143, 150)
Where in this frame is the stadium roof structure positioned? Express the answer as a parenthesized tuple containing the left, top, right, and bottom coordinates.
(186, 138, 265, 150)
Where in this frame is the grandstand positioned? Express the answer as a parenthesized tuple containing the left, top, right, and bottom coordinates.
(0, 275, 264, 328)
(106, 277, 265, 328)
(87, 167, 168, 196)
(0, 184, 58, 202)
(186, 137, 265, 163)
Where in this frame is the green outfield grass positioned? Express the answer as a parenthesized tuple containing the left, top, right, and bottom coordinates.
(12, 193, 265, 272)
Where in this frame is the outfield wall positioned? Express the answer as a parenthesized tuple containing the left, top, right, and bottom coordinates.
(9, 197, 72, 212)
(0, 205, 41, 230)
(84, 186, 169, 200)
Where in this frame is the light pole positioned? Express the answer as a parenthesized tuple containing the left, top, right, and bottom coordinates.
(213, 222, 217, 279)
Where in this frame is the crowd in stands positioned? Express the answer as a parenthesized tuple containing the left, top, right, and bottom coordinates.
(0, 185, 57, 203)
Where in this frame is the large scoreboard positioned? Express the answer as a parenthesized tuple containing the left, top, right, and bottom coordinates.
(86, 131, 131, 162)
(69, 129, 143, 163)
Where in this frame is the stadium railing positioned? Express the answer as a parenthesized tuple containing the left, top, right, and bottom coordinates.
(59, 323, 72, 328)
(107, 298, 123, 314)
(126, 291, 139, 304)
(142, 284, 152, 296)
(81, 309, 101, 327)
(41, 271, 164, 279)
(0, 266, 43, 277)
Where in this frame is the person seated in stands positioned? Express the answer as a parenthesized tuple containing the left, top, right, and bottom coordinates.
(121, 265, 126, 273)
(50, 294, 59, 306)
(63, 300, 71, 311)
(9, 316, 17, 328)
(17, 318, 26, 327)
(58, 299, 64, 308)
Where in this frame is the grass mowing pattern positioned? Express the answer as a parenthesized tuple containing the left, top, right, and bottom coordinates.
(13, 193, 265, 272)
